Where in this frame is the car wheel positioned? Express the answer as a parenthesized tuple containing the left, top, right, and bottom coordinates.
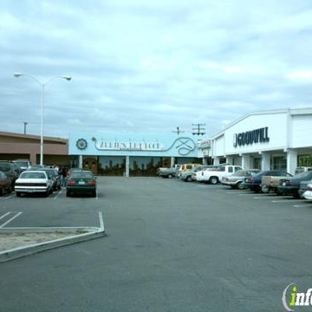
(186, 176, 192, 182)
(92, 190, 97, 197)
(261, 185, 269, 193)
(66, 191, 70, 197)
(209, 176, 218, 185)
(237, 182, 244, 190)
(16, 192, 21, 197)
(0, 188, 4, 196)
(168, 174, 173, 179)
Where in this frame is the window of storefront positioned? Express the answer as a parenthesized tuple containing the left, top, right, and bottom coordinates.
(253, 157, 261, 169)
(272, 156, 287, 171)
(298, 155, 312, 167)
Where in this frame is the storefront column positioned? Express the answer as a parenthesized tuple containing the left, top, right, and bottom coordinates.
(261, 152, 270, 171)
(287, 149, 297, 175)
(125, 155, 130, 177)
(226, 157, 234, 165)
(213, 157, 220, 165)
(78, 155, 83, 169)
(170, 157, 175, 167)
(241, 155, 251, 169)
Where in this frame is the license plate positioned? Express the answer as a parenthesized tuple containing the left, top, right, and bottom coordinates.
(78, 181, 85, 185)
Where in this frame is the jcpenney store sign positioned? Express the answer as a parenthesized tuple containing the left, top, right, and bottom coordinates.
(233, 127, 270, 147)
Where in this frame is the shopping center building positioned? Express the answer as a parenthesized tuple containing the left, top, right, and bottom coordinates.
(1, 107, 311, 176)
(69, 134, 201, 176)
(199, 108, 312, 174)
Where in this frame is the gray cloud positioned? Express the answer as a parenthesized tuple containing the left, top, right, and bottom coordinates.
(1, 0, 312, 138)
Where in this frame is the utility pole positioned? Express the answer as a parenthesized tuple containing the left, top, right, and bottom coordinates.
(172, 127, 185, 135)
(192, 123, 206, 135)
(23, 122, 28, 135)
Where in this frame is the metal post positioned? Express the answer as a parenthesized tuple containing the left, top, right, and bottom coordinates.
(40, 84, 45, 166)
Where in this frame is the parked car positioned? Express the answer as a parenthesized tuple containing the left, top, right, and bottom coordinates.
(243, 170, 289, 193)
(298, 179, 312, 198)
(180, 165, 215, 182)
(12, 159, 32, 172)
(294, 167, 312, 175)
(261, 172, 293, 193)
(221, 169, 261, 189)
(30, 167, 61, 191)
(303, 184, 312, 200)
(192, 166, 219, 181)
(0, 161, 20, 185)
(66, 168, 84, 177)
(66, 170, 97, 197)
(14, 170, 53, 197)
(277, 171, 312, 198)
(159, 167, 179, 179)
(176, 163, 202, 178)
(0, 171, 13, 195)
(195, 165, 243, 184)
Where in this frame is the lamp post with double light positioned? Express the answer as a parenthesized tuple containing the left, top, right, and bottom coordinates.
(14, 73, 71, 166)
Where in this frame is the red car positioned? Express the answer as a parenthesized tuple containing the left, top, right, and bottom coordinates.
(0, 171, 13, 196)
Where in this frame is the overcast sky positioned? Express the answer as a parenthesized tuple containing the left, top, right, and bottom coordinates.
(1, 0, 312, 139)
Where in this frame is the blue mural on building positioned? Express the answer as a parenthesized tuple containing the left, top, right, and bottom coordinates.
(70, 134, 199, 157)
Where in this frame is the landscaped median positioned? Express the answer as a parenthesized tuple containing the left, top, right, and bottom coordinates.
(0, 212, 105, 263)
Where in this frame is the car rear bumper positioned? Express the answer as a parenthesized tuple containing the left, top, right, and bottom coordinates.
(15, 187, 49, 193)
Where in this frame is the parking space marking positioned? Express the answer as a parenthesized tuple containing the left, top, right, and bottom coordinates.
(51, 189, 64, 200)
(0, 212, 22, 228)
(0, 212, 11, 220)
(271, 199, 304, 203)
(293, 204, 312, 208)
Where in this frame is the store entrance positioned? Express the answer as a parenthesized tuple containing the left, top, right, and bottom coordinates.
(83, 157, 98, 174)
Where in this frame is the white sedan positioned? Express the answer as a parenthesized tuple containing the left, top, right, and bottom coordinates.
(303, 184, 312, 200)
(14, 170, 53, 197)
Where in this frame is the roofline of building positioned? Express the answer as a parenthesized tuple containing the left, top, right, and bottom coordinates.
(0, 131, 68, 143)
(211, 107, 312, 140)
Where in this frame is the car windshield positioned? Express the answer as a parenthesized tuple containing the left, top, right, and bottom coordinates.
(71, 172, 94, 179)
(21, 172, 46, 179)
(14, 161, 29, 167)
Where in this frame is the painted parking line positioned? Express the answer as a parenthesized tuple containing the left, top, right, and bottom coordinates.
(0, 212, 23, 228)
(271, 199, 304, 203)
(51, 189, 64, 200)
(293, 204, 312, 208)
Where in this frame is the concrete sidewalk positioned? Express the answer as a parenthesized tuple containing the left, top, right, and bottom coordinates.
(0, 212, 105, 263)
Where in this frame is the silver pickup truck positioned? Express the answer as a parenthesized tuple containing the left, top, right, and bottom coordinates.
(261, 173, 293, 193)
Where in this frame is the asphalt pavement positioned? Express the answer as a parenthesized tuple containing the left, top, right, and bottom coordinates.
(1, 176, 312, 311)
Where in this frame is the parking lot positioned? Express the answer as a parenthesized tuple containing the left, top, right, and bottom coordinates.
(0, 181, 103, 229)
(1, 176, 312, 312)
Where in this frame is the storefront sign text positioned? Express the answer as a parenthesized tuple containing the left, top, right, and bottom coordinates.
(233, 127, 270, 147)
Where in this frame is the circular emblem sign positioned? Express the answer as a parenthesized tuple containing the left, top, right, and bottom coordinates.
(76, 138, 88, 150)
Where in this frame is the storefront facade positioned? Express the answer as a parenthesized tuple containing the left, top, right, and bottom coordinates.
(69, 134, 201, 176)
(200, 108, 312, 175)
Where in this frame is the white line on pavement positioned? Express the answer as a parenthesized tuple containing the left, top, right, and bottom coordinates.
(0, 212, 11, 220)
(0, 212, 22, 228)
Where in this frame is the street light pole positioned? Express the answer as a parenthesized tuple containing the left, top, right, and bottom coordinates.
(14, 73, 71, 166)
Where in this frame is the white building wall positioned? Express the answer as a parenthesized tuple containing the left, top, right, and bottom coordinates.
(290, 114, 312, 148)
(224, 111, 287, 155)
(200, 108, 312, 173)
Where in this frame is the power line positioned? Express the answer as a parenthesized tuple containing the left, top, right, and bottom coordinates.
(192, 123, 206, 135)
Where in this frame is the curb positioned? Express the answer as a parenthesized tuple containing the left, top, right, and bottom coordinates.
(0, 212, 105, 263)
